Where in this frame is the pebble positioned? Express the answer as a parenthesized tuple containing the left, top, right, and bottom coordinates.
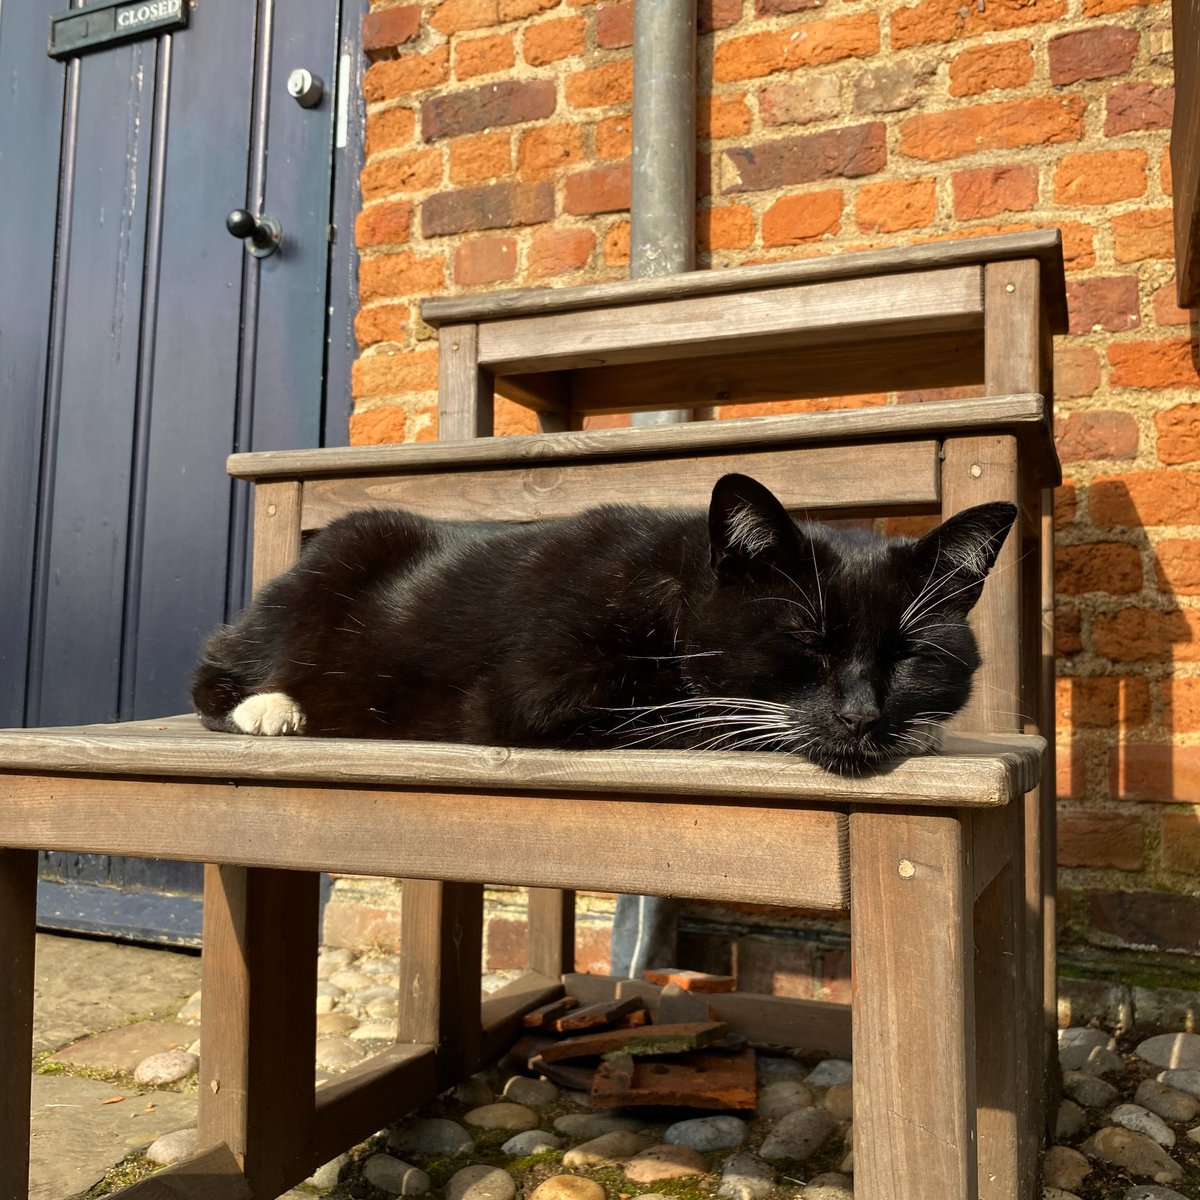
(757, 1056, 808, 1084)
(529, 1178, 605, 1200)
(823, 1081, 853, 1121)
(665, 1115, 747, 1151)
(364, 1155, 431, 1196)
(445, 1165, 516, 1200)
(1124, 1188, 1193, 1200)
(1189, 1125, 1200, 1145)
(1136, 1032, 1200, 1070)
(1135, 1078, 1200, 1123)
(317, 947, 354, 978)
(503, 1075, 559, 1107)
(145, 1127, 198, 1165)
(1157, 1068, 1200, 1100)
(1042, 1145, 1091, 1192)
(624, 1144, 708, 1182)
(367, 994, 401, 1019)
(315, 993, 336, 1015)
(454, 1075, 495, 1107)
(361, 953, 401, 976)
(562, 1131, 649, 1167)
(329, 967, 375, 992)
(316, 979, 345, 999)
(802, 1173, 853, 1200)
(1042, 1190, 1081, 1200)
(553, 1112, 644, 1137)
(389, 1117, 475, 1157)
(1059, 1027, 1115, 1053)
(1063, 1068, 1119, 1108)
(757, 1080, 814, 1119)
(716, 1151, 775, 1200)
(315, 1037, 366, 1071)
(1110, 1103, 1177, 1149)
(806, 1059, 853, 1087)
(306, 1154, 349, 1189)
(501, 1130, 562, 1156)
(315, 1011, 360, 1037)
(1081, 1126, 1183, 1184)
(1062, 1044, 1125, 1077)
(350, 1019, 399, 1042)
(133, 1049, 199, 1086)
(464, 1102, 540, 1132)
(759, 1106, 837, 1161)
(1056, 1100, 1087, 1140)
(177, 991, 202, 1022)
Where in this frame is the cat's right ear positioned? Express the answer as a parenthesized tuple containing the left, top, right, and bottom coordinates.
(708, 473, 799, 581)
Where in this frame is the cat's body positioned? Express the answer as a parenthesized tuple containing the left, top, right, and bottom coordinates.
(192, 474, 1016, 773)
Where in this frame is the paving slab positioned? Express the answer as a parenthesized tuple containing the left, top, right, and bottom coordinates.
(29, 1072, 197, 1200)
(34, 934, 201, 1055)
(51, 1019, 197, 1075)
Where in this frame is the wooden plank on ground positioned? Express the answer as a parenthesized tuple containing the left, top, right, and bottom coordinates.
(642, 969, 735, 992)
(111, 1144, 250, 1200)
(554, 996, 646, 1032)
(523, 996, 579, 1029)
(591, 1048, 757, 1110)
(539, 1022, 727, 1062)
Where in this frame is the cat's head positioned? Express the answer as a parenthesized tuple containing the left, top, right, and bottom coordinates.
(681, 473, 1017, 773)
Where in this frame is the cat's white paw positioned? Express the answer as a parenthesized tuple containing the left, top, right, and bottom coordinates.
(231, 692, 306, 736)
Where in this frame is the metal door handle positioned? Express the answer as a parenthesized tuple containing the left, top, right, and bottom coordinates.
(226, 209, 282, 258)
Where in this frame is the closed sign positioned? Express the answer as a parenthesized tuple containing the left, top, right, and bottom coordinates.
(49, 0, 188, 60)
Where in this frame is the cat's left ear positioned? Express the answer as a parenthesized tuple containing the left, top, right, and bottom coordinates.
(708, 473, 800, 581)
(911, 501, 1018, 612)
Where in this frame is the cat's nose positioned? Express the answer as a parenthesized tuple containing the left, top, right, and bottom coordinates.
(836, 704, 880, 737)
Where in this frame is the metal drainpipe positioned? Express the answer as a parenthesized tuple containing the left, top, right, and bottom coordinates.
(629, 0, 698, 429)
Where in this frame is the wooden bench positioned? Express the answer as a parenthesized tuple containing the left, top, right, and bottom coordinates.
(0, 230, 1065, 1200)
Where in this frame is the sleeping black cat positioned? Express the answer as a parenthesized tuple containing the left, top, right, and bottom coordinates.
(192, 473, 1015, 773)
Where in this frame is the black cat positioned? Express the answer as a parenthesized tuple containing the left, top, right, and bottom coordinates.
(192, 473, 1016, 773)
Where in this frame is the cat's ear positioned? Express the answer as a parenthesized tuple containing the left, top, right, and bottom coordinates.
(911, 501, 1018, 613)
(708, 473, 800, 581)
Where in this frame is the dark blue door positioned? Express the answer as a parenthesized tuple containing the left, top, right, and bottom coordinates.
(0, 0, 364, 944)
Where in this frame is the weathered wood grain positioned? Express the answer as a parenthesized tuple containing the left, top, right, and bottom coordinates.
(251, 481, 302, 592)
(526, 887, 575, 978)
(298, 441, 941, 527)
(419, 230, 1067, 332)
(226, 394, 1050, 480)
(110, 1143, 250, 1200)
(473, 268, 984, 374)
(0, 718, 1044, 805)
(0, 848, 36, 1200)
(438, 323, 492, 439)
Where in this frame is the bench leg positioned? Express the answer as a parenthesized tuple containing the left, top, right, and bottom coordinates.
(198, 864, 320, 1195)
(0, 849, 37, 1200)
(398, 879, 484, 1088)
(527, 888, 575, 978)
(851, 811, 977, 1200)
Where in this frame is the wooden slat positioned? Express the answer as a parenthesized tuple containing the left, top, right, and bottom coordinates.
(251, 481, 302, 593)
(226, 393, 1051, 480)
(0, 720, 1045, 805)
(526, 888, 575, 977)
(419, 229, 1067, 332)
(1173, 0, 1200, 304)
(0, 774, 851, 910)
(0, 849, 36, 1200)
(299, 440, 941, 528)
(851, 811, 977, 1200)
(109, 1144, 250, 1200)
(312, 1043, 437, 1165)
(475, 267, 983, 374)
(438, 324, 492, 439)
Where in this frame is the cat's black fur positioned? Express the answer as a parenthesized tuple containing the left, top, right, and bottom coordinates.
(192, 474, 1016, 773)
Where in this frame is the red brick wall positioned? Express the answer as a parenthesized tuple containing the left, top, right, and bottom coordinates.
(350, 0, 1199, 963)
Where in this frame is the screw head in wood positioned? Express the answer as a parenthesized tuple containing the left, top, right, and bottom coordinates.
(267, 503, 277, 516)
(970, 464, 983, 478)
(1005, 283, 1015, 293)
(898, 859, 916, 879)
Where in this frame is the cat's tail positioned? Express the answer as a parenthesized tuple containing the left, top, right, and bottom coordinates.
(191, 625, 260, 733)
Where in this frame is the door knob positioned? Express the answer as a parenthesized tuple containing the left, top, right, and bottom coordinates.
(226, 209, 282, 258)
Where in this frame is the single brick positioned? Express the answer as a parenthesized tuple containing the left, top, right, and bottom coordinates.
(454, 235, 517, 285)
(1092, 607, 1200, 663)
(700, 94, 752, 140)
(367, 106, 418, 156)
(361, 148, 442, 199)
(1085, 0, 1156, 11)
(1048, 25, 1139, 85)
(1108, 339, 1199, 390)
(364, 46, 450, 102)
(700, 0, 744, 30)
(455, 32, 515, 79)
(603, 219, 630, 266)
(363, 5, 422, 60)
(1065, 275, 1140, 335)
(422, 79, 556, 141)
(524, 14, 586, 63)
(1090, 470, 1200, 527)
(354, 302, 411, 349)
(1161, 812, 1200, 874)
(1060, 220, 1097, 271)
(1055, 410, 1138, 461)
(855, 177, 936, 233)
(355, 199, 415, 248)
(892, 0, 1063, 49)
(358, 250, 446, 304)
(723, 123, 885, 193)
(761, 189, 844, 246)
(951, 164, 1038, 220)
(1055, 481, 1077, 525)
(350, 404, 410, 446)
(1053, 150, 1147, 206)
(1112, 208, 1175, 263)
(1156, 405, 1200, 464)
(1056, 674, 1151, 729)
(351, 347, 439, 397)
(949, 39, 1034, 97)
(852, 58, 937, 115)
(1111, 746, 1200, 804)
(1058, 811, 1144, 870)
(565, 59, 633, 109)
(430, 0, 559, 35)
(421, 180, 554, 237)
(1105, 82, 1176, 135)
(898, 96, 1085, 162)
(595, 114, 632, 159)
(698, 204, 755, 252)
(1153, 281, 1192, 327)
(1157, 540, 1200, 596)
(1088, 887, 1200, 953)
(1055, 345, 1100, 399)
(528, 226, 595, 277)
(760, 75, 841, 127)
(517, 123, 585, 177)
(595, 1, 632, 47)
(1161, 676, 1200, 727)
(448, 130, 512, 184)
(563, 162, 631, 215)
(713, 12, 879, 82)
(1055, 541, 1143, 595)
(1057, 604, 1083, 655)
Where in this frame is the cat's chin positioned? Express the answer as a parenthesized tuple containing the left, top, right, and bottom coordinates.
(805, 721, 944, 775)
